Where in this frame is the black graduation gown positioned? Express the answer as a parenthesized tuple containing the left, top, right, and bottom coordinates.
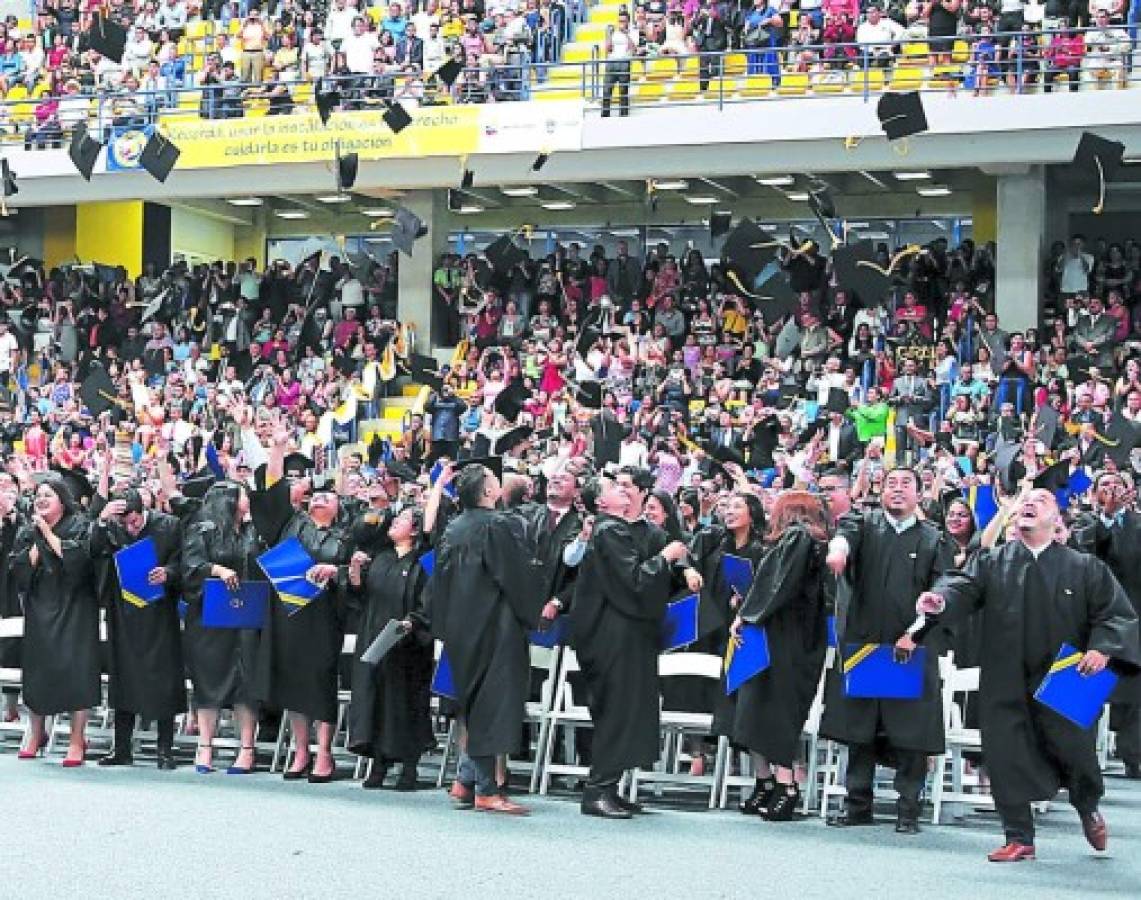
(0, 516, 22, 671)
(180, 520, 264, 710)
(819, 510, 954, 755)
(935, 541, 1141, 806)
(90, 513, 186, 719)
(346, 548, 434, 761)
(11, 515, 100, 715)
(732, 527, 830, 766)
(251, 481, 354, 724)
(427, 507, 542, 758)
(570, 516, 672, 778)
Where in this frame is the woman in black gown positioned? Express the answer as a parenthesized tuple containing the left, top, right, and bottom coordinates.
(181, 482, 265, 775)
(347, 506, 434, 790)
(11, 476, 98, 766)
(731, 490, 831, 821)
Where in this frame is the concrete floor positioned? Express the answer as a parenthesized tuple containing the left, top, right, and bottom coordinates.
(2, 754, 1139, 900)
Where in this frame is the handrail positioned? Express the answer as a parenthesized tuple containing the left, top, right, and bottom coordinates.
(1, 24, 1136, 145)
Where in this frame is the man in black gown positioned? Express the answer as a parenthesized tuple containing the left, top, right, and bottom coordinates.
(916, 488, 1141, 861)
(571, 468, 690, 818)
(822, 466, 955, 834)
(515, 465, 583, 625)
(429, 463, 542, 815)
(90, 488, 185, 770)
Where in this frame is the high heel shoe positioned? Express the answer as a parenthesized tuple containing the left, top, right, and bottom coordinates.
(739, 777, 777, 815)
(195, 742, 215, 775)
(226, 746, 257, 775)
(283, 758, 313, 781)
(61, 741, 88, 768)
(17, 734, 47, 760)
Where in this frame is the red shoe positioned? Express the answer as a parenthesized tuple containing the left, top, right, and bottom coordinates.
(17, 734, 47, 760)
(449, 781, 474, 808)
(987, 842, 1036, 862)
(61, 742, 88, 768)
(474, 795, 530, 816)
(1081, 811, 1108, 852)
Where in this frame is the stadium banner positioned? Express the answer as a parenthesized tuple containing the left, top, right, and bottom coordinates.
(105, 124, 155, 172)
(156, 102, 584, 171)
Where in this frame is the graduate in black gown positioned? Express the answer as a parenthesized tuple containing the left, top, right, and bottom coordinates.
(821, 466, 955, 834)
(11, 476, 98, 766)
(429, 462, 540, 816)
(731, 491, 831, 821)
(570, 467, 689, 819)
(90, 487, 185, 770)
(181, 482, 265, 775)
(347, 506, 434, 790)
(0, 472, 23, 725)
(251, 430, 354, 783)
(917, 488, 1141, 861)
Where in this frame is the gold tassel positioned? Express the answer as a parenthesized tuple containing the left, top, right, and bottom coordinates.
(1092, 156, 1106, 215)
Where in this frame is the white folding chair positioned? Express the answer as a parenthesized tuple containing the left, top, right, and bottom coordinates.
(0, 617, 24, 749)
(930, 655, 993, 823)
(505, 644, 563, 793)
(629, 652, 725, 809)
(538, 647, 593, 795)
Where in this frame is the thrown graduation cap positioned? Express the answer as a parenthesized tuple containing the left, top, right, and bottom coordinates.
(80, 365, 118, 417)
(1073, 132, 1126, 215)
(493, 380, 530, 422)
(832, 240, 890, 305)
(89, 14, 127, 63)
(410, 353, 444, 392)
(383, 101, 413, 134)
(484, 234, 528, 273)
(1102, 411, 1140, 468)
(0, 159, 16, 213)
(69, 123, 101, 181)
(532, 151, 550, 172)
(180, 474, 216, 499)
(710, 210, 732, 241)
(436, 57, 462, 88)
(808, 182, 837, 221)
(390, 206, 427, 257)
(139, 131, 180, 183)
(494, 424, 533, 455)
(336, 146, 358, 193)
(460, 168, 474, 190)
(457, 455, 503, 482)
(877, 91, 928, 141)
(573, 381, 602, 410)
(703, 441, 747, 469)
(722, 218, 777, 283)
(575, 323, 602, 359)
(315, 89, 341, 126)
(825, 387, 850, 415)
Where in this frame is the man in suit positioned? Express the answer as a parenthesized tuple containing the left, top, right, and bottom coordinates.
(606, 240, 643, 305)
(1069, 296, 1118, 372)
(708, 410, 742, 457)
(394, 21, 424, 68)
(824, 408, 862, 470)
(889, 357, 933, 464)
(589, 394, 626, 468)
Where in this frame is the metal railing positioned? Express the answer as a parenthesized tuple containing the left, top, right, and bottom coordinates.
(2, 25, 1138, 147)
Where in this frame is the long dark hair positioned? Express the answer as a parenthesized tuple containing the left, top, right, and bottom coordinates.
(648, 488, 684, 541)
(196, 481, 243, 532)
(732, 490, 768, 545)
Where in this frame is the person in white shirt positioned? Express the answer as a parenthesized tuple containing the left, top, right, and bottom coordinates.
(214, 34, 240, 68)
(1057, 235, 1094, 296)
(156, 0, 188, 37)
(856, 5, 903, 67)
(1081, 10, 1131, 86)
(302, 29, 332, 81)
(326, 0, 359, 44)
(422, 21, 448, 73)
(0, 322, 19, 378)
(91, 51, 125, 90)
(123, 26, 155, 76)
(18, 36, 44, 87)
(342, 16, 380, 74)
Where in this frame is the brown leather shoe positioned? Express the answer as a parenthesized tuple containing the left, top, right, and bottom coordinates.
(474, 795, 531, 816)
(987, 842, 1036, 862)
(449, 781, 474, 808)
(1080, 811, 1108, 851)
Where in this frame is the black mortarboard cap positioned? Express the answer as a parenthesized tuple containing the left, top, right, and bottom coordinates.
(575, 381, 602, 410)
(722, 218, 776, 281)
(877, 91, 928, 141)
(336, 149, 358, 193)
(1073, 132, 1126, 214)
(315, 89, 340, 125)
(703, 441, 747, 469)
(825, 387, 850, 415)
(755, 272, 798, 317)
(180, 474, 216, 499)
(808, 183, 837, 221)
(1, 159, 16, 199)
(283, 452, 313, 477)
(139, 132, 180, 183)
(532, 152, 550, 172)
(457, 455, 503, 481)
(575, 324, 602, 359)
(383, 101, 413, 134)
(80, 365, 117, 417)
(1032, 402, 1061, 450)
(833, 240, 890, 305)
(460, 168, 474, 190)
(386, 459, 419, 483)
(89, 15, 127, 63)
(710, 210, 732, 241)
(411, 353, 443, 392)
(69, 123, 101, 181)
(1033, 459, 1073, 495)
(494, 424, 533, 455)
(390, 206, 427, 257)
(493, 380, 530, 422)
(436, 57, 462, 87)
(1102, 411, 1140, 468)
(484, 234, 527, 273)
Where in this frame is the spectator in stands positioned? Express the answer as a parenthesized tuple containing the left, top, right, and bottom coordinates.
(693, 3, 730, 90)
(1043, 22, 1083, 91)
(821, 10, 857, 69)
(1082, 9, 1131, 86)
(927, 0, 964, 65)
(239, 8, 271, 85)
(123, 26, 155, 78)
(857, 4, 905, 68)
(1057, 235, 1095, 298)
(741, 0, 784, 77)
(382, 3, 410, 42)
(395, 21, 425, 69)
(302, 28, 332, 82)
(156, 0, 188, 42)
(601, 11, 637, 118)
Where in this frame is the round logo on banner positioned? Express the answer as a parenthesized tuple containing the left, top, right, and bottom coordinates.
(111, 129, 149, 168)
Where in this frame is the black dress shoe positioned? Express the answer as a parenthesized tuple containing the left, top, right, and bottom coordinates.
(98, 750, 134, 767)
(1124, 762, 1141, 780)
(394, 772, 419, 792)
(156, 752, 178, 771)
(763, 786, 800, 822)
(895, 817, 921, 835)
(363, 765, 390, 790)
(827, 810, 876, 827)
(739, 778, 777, 816)
(581, 795, 633, 819)
(307, 769, 337, 784)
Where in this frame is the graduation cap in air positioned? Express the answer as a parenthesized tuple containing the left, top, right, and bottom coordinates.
(315, 89, 341, 126)
(69, 123, 102, 182)
(721, 218, 776, 283)
(493, 379, 531, 422)
(1072, 132, 1126, 215)
(1101, 411, 1140, 469)
(139, 131, 180, 183)
(180, 474, 216, 500)
(710, 211, 732, 241)
(575, 323, 602, 359)
(877, 91, 928, 141)
(457, 455, 503, 482)
(436, 57, 462, 88)
(573, 380, 602, 410)
(460, 167, 475, 190)
(383, 101, 413, 135)
(335, 145, 358, 193)
(0, 159, 16, 215)
(703, 441, 747, 469)
(532, 151, 550, 172)
(88, 14, 127, 63)
(494, 424, 534, 456)
(283, 452, 313, 477)
(390, 206, 427, 257)
(386, 459, 420, 483)
(484, 234, 528, 274)
(825, 387, 850, 416)
(80, 364, 118, 417)
(832, 240, 890, 305)
(808, 182, 837, 222)
(753, 272, 798, 318)
(410, 353, 443, 392)
(1032, 402, 1061, 451)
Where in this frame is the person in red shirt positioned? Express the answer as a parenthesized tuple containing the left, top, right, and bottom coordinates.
(893, 291, 932, 340)
(1043, 27, 1083, 92)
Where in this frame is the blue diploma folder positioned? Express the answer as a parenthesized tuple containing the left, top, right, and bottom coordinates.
(202, 579, 270, 629)
(661, 593, 700, 652)
(530, 616, 569, 648)
(843, 643, 926, 700)
(1034, 642, 1118, 730)
(431, 648, 457, 699)
(114, 538, 164, 607)
(419, 549, 436, 577)
(258, 537, 321, 616)
(724, 624, 771, 694)
(721, 554, 754, 598)
(827, 615, 838, 649)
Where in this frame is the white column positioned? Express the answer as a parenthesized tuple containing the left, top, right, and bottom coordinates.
(995, 167, 1046, 333)
(396, 189, 449, 350)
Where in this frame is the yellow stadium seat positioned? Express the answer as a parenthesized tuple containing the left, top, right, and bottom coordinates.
(853, 67, 886, 93)
(737, 74, 773, 98)
(547, 65, 584, 83)
(890, 67, 925, 91)
(931, 65, 961, 89)
(645, 57, 679, 80)
(812, 72, 847, 94)
(228, 18, 241, 34)
(367, 7, 383, 24)
(562, 42, 598, 64)
(667, 78, 701, 102)
(633, 80, 664, 103)
(591, 7, 620, 25)
(575, 23, 608, 44)
(903, 42, 930, 60)
(530, 87, 585, 101)
(789, 10, 799, 28)
(186, 20, 213, 40)
(723, 53, 748, 77)
(775, 71, 810, 95)
(952, 40, 970, 63)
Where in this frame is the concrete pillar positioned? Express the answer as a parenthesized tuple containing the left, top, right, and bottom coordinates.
(995, 167, 1046, 333)
(396, 189, 449, 350)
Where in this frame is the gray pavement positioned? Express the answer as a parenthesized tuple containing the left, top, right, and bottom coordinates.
(2, 754, 1139, 899)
